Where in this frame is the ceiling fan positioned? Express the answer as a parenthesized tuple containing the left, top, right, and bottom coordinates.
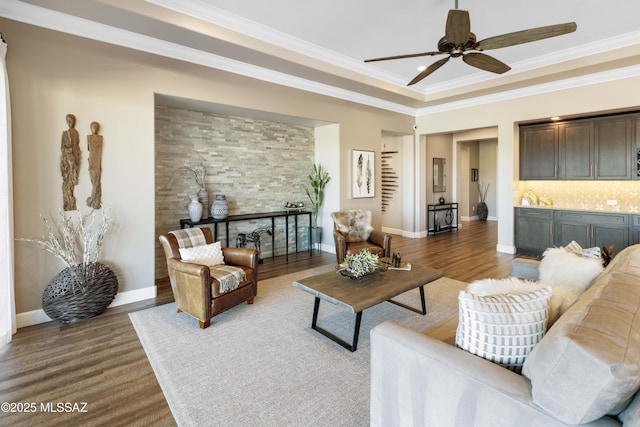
(364, 0, 577, 86)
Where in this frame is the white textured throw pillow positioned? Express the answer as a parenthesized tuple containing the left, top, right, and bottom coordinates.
(539, 246, 603, 325)
(539, 246, 603, 291)
(179, 241, 225, 266)
(456, 278, 552, 373)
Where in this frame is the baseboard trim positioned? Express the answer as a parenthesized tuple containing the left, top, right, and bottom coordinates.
(16, 286, 157, 329)
(497, 244, 516, 254)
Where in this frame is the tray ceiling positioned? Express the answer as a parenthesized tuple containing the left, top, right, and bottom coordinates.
(3, 0, 640, 114)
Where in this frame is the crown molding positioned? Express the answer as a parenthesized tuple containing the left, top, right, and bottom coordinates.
(416, 64, 640, 116)
(0, 0, 415, 115)
(146, 0, 418, 91)
(1, 0, 638, 118)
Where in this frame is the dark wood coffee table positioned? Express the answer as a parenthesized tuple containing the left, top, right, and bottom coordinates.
(292, 263, 442, 351)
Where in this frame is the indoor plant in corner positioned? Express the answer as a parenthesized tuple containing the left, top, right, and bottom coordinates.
(19, 208, 118, 323)
(304, 163, 331, 248)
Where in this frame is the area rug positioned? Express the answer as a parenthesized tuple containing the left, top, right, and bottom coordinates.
(129, 265, 466, 427)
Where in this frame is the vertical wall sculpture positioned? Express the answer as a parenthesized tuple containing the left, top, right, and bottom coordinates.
(60, 114, 80, 211)
(86, 121, 103, 209)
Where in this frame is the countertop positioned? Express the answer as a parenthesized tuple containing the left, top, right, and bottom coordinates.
(515, 204, 639, 214)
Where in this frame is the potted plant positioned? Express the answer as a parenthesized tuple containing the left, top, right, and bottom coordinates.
(304, 163, 331, 246)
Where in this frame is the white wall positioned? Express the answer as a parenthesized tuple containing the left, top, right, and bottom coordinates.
(479, 139, 498, 221)
(315, 123, 340, 253)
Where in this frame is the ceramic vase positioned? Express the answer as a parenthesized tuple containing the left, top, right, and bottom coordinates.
(188, 196, 203, 222)
(211, 194, 229, 219)
(198, 189, 209, 219)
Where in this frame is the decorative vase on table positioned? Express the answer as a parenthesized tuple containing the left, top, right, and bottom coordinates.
(188, 196, 203, 222)
(198, 189, 209, 219)
(211, 194, 229, 219)
(477, 202, 488, 221)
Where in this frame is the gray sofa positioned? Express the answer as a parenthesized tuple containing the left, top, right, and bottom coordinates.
(370, 244, 640, 426)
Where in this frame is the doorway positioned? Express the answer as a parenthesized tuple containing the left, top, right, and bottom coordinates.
(458, 138, 498, 222)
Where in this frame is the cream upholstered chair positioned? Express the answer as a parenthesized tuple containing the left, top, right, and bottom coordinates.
(331, 210, 392, 264)
(159, 227, 258, 329)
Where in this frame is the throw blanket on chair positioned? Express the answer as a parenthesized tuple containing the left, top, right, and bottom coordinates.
(169, 228, 246, 294)
(170, 228, 207, 248)
(208, 265, 246, 294)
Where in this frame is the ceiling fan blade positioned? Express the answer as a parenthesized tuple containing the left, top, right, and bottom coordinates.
(364, 51, 444, 63)
(462, 52, 511, 74)
(476, 22, 577, 50)
(408, 57, 450, 86)
(445, 9, 471, 46)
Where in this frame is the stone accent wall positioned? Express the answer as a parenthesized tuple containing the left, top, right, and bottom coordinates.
(155, 106, 314, 279)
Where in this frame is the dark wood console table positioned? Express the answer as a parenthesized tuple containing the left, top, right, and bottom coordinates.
(427, 203, 458, 235)
(180, 210, 313, 262)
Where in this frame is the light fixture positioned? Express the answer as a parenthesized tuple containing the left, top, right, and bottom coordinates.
(417, 66, 426, 71)
(550, 116, 561, 121)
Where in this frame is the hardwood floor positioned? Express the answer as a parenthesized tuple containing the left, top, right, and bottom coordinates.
(0, 220, 518, 426)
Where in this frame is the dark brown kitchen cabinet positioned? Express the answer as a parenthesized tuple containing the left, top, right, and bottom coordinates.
(520, 113, 636, 181)
(594, 115, 633, 179)
(519, 124, 558, 180)
(559, 121, 593, 180)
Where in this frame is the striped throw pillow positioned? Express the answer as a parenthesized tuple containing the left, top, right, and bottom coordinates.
(456, 278, 552, 373)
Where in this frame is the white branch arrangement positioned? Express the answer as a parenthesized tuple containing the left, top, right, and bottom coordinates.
(176, 150, 207, 191)
(18, 208, 112, 268)
(478, 181, 490, 203)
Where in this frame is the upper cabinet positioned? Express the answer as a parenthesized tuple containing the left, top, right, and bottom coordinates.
(594, 115, 633, 179)
(559, 120, 593, 179)
(520, 123, 558, 180)
(520, 112, 637, 180)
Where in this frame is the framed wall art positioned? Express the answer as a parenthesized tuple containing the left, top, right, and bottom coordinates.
(471, 168, 478, 182)
(352, 149, 375, 198)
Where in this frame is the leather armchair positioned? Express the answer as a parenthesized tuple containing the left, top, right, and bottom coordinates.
(159, 227, 258, 329)
(331, 210, 392, 265)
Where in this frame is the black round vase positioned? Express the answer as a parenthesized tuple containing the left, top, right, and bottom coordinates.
(42, 262, 119, 323)
(477, 202, 488, 221)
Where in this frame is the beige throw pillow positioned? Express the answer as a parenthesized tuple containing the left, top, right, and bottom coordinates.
(456, 277, 552, 373)
(179, 241, 225, 266)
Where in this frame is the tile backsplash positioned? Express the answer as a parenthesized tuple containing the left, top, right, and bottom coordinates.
(515, 181, 640, 213)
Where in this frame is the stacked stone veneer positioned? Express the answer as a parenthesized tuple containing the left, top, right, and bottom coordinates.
(155, 105, 314, 280)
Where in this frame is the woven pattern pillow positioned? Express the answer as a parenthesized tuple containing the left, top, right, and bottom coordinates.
(456, 278, 552, 373)
(179, 241, 225, 266)
(331, 210, 374, 242)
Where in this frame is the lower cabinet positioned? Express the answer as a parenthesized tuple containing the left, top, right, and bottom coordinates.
(555, 210, 629, 250)
(515, 208, 631, 256)
(514, 208, 554, 256)
(632, 216, 640, 244)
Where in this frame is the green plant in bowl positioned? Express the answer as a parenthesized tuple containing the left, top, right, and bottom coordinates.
(338, 248, 380, 279)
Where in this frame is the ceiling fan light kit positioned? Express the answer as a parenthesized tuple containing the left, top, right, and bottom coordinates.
(364, 4, 577, 86)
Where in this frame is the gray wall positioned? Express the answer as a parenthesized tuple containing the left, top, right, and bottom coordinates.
(155, 106, 314, 279)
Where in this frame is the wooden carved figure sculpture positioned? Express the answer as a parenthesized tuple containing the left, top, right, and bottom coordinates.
(60, 114, 80, 211)
(86, 121, 103, 209)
